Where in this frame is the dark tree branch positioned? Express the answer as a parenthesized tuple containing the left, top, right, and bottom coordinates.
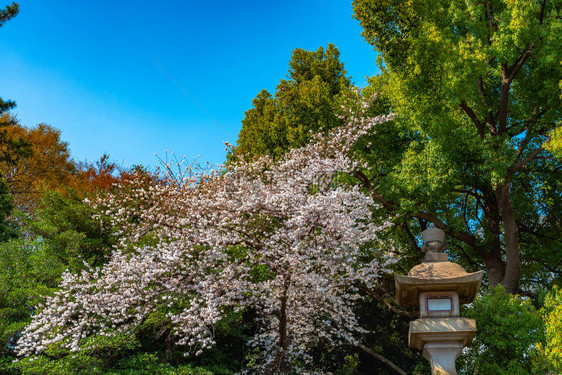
(485, 1, 498, 32)
(460, 100, 486, 139)
(413, 211, 490, 259)
(362, 287, 417, 320)
(399, 221, 422, 253)
(539, 0, 547, 24)
(499, 43, 535, 135)
(415, 212, 466, 242)
(515, 130, 533, 158)
(462, 193, 471, 233)
(518, 221, 557, 239)
(517, 289, 539, 301)
(507, 109, 548, 134)
(477, 76, 497, 133)
(499, 63, 510, 134)
(507, 43, 535, 83)
(523, 256, 562, 275)
(453, 188, 485, 200)
(494, 184, 521, 294)
(452, 243, 479, 273)
(354, 170, 394, 209)
(355, 343, 409, 375)
(508, 145, 544, 178)
(477, 77, 488, 107)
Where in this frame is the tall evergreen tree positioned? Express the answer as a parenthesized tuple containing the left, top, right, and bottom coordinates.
(231, 44, 352, 161)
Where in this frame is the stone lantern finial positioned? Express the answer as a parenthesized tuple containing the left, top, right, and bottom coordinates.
(421, 224, 445, 253)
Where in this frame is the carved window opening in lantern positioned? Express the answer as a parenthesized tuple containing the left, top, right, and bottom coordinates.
(427, 297, 452, 311)
(419, 291, 460, 318)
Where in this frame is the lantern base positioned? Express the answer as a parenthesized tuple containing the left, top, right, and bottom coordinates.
(423, 341, 463, 375)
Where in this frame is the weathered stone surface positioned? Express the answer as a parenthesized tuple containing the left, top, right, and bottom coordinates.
(408, 317, 476, 351)
(395, 264, 483, 306)
(408, 261, 468, 278)
(423, 252, 449, 262)
(423, 342, 464, 375)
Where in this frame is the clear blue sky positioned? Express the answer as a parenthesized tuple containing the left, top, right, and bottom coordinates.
(0, 0, 379, 169)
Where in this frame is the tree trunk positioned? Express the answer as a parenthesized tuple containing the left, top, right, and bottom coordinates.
(264, 275, 291, 375)
(495, 183, 521, 294)
(481, 250, 505, 288)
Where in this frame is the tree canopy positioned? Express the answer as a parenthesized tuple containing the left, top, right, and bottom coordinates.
(0, 118, 78, 212)
(352, 0, 562, 294)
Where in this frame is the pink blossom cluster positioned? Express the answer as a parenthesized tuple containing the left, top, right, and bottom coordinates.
(16, 99, 395, 372)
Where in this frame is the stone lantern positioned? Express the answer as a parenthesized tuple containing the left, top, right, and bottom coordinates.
(395, 225, 483, 375)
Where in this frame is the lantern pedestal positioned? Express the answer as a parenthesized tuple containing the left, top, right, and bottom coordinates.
(409, 317, 476, 374)
(423, 341, 463, 375)
(409, 317, 476, 350)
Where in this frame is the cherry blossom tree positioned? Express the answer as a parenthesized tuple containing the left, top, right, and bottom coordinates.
(16, 96, 395, 373)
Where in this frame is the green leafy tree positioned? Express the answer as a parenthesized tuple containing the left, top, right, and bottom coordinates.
(0, 236, 66, 373)
(231, 43, 352, 161)
(352, 0, 562, 294)
(29, 191, 114, 268)
(545, 126, 562, 159)
(536, 286, 562, 373)
(459, 286, 544, 375)
(0, 192, 116, 372)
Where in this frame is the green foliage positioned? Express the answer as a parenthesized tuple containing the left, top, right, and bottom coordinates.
(109, 353, 213, 375)
(0, 2, 18, 28)
(545, 125, 562, 159)
(30, 191, 113, 269)
(536, 286, 562, 372)
(231, 44, 352, 161)
(0, 238, 65, 362)
(12, 351, 214, 375)
(8, 302, 248, 374)
(0, 178, 16, 242)
(459, 285, 544, 375)
(0, 192, 114, 369)
(334, 354, 360, 375)
(354, 286, 422, 374)
(10, 330, 216, 374)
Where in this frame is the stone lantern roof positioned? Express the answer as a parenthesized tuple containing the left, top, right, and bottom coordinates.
(395, 261, 483, 306)
(395, 225, 483, 306)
